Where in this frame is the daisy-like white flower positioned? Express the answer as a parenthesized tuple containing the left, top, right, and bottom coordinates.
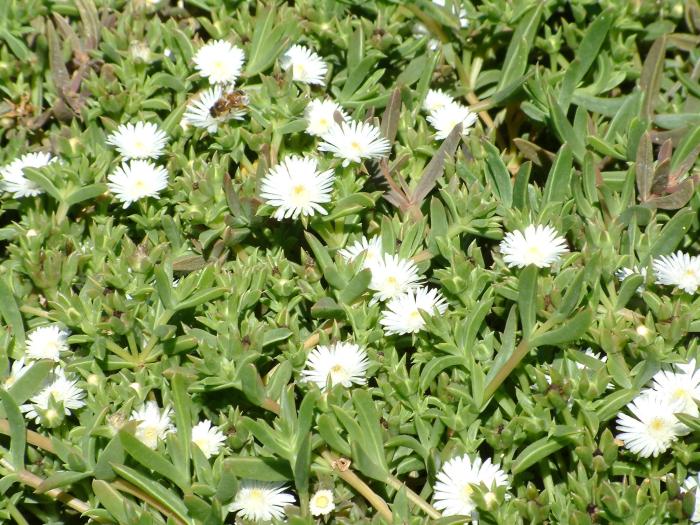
(259, 155, 334, 220)
(380, 286, 448, 335)
(20, 369, 86, 423)
(130, 401, 174, 449)
(648, 360, 700, 418)
(499, 224, 568, 269)
(309, 489, 335, 516)
(614, 266, 647, 293)
(191, 419, 226, 458)
(427, 102, 478, 140)
(432, 454, 509, 518)
(228, 480, 295, 522)
(368, 254, 422, 302)
(305, 99, 348, 137)
(616, 392, 686, 457)
(107, 160, 168, 208)
(192, 40, 245, 85)
(683, 473, 700, 522)
(652, 251, 700, 294)
(423, 89, 454, 113)
(3, 358, 29, 389)
(106, 122, 168, 160)
(318, 121, 391, 167)
(338, 235, 384, 268)
(25, 325, 69, 362)
(0, 152, 55, 198)
(280, 44, 327, 85)
(301, 342, 370, 391)
(181, 86, 246, 133)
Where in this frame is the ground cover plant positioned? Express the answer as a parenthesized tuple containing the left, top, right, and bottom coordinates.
(1, 0, 700, 523)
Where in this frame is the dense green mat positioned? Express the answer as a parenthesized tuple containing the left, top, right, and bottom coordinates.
(1, 0, 700, 523)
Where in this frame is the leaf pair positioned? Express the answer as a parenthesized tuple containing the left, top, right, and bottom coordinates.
(635, 131, 700, 210)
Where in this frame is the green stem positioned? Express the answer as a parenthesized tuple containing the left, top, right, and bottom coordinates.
(0, 419, 55, 453)
(104, 339, 137, 363)
(112, 479, 187, 525)
(386, 474, 441, 519)
(0, 458, 95, 517)
(7, 501, 30, 525)
(139, 309, 174, 363)
(18, 306, 52, 319)
(55, 201, 69, 225)
(321, 450, 393, 523)
(482, 338, 530, 405)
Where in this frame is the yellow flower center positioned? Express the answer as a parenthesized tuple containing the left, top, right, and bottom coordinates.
(649, 417, 665, 432)
(294, 63, 306, 76)
(315, 495, 330, 508)
(318, 118, 328, 127)
(248, 489, 264, 504)
(143, 426, 159, 443)
(409, 309, 422, 321)
(526, 245, 542, 258)
(672, 388, 688, 401)
(461, 483, 474, 503)
(350, 141, 361, 151)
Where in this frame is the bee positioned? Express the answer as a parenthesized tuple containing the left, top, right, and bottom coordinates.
(210, 89, 249, 118)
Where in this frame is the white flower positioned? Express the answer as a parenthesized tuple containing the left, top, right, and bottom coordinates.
(614, 266, 647, 293)
(432, 454, 509, 518)
(318, 121, 391, 167)
(191, 419, 226, 458)
(499, 224, 569, 269)
(106, 122, 168, 160)
(3, 358, 29, 389)
(683, 473, 700, 522)
(648, 360, 700, 418)
(652, 251, 700, 294)
(20, 369, 86, 422)
(368, 254, 422, 302)
(25, 325, 69, 362)
(427, 102, 478, 140)
(280, 44, 327, 85)
(130, 401, 174, 449)
(0, 152, 55, 198)
(305, 99, 348, 137)
(301, 342, 370, 391)
(380, 286, 448, 335)
(616, 392, 686, 457)
(192, 40, 245, 85)
(423, 89, 454, 113)
(228, 480, 295, 522)
(338, 235, 384, 268)
(260, 155, 334, 220)
(181, 86, 245, 133)
(107, 160, 168, 208)
(309, 489, 335, 516)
